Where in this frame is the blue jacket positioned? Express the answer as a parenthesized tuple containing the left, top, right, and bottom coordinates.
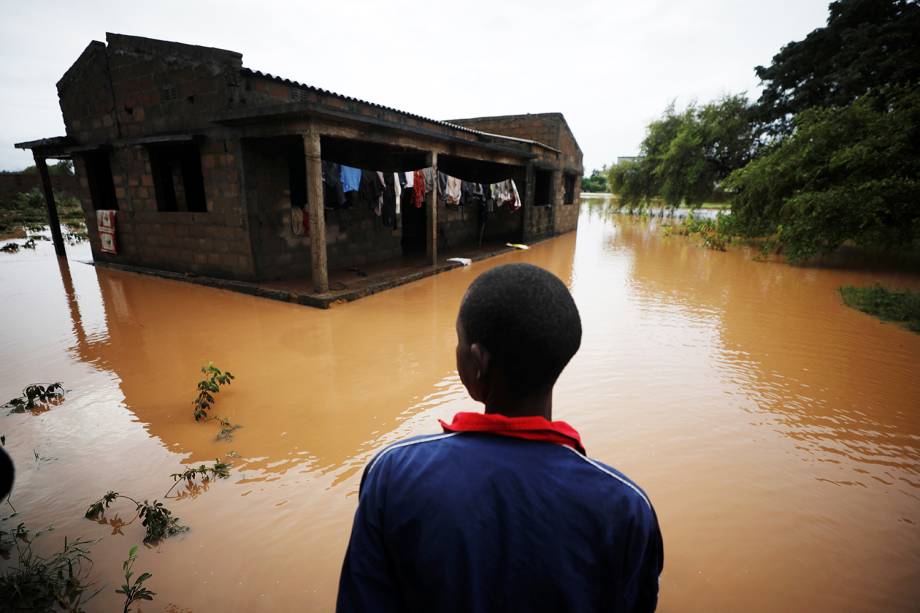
(337, 431, 663, 612)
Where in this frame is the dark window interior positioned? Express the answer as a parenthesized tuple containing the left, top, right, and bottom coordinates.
(149, 143, 207, 212)
(534, 169, 553, 206)
(285, 140, 307, 208)
(84, 151, 118, 210)
(563, 173, 576, 204)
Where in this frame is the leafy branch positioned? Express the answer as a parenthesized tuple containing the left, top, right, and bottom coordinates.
(193, 363, 233, 422)
(4, 383, 65, 415)
(115, 545, 155, 613)
(84, 461, 230, 544)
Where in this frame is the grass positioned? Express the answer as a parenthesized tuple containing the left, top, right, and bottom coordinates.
(839, 284, 920, 333)
(0, 188, 85, 236)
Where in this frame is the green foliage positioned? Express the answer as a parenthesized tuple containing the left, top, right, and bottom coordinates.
(5, 383, 65, 414)
(166, 460, 231, 496)
(137, 501, 187, 544)
(581, 168, 609, 193)
(213, 416, 242, 441)
(608, 159, 655, 209)
(16, 160, 75, 176)
(840, 284, 920, 333)
(193, 363, 234, 422)
(84, 491, 121, 520)
(609, 95, 756, 208)
(754, 0, 920, 136)
(0, 525, 99, 613)
(724, 87, 920, 261)
(85, 460, 230, 543)
(115, 545, 155, 613)
(0, 188, 85, 235)
(662, 214, 730, 251)
(85, 493, 187, 544)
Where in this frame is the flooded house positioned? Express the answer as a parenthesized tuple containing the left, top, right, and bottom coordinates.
(16, 33, 582, 306)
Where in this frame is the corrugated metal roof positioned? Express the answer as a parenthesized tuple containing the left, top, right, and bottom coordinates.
(240, 68, 559, 152)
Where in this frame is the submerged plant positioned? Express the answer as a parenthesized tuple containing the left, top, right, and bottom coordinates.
(166, 460, 231, 496)
(213, 416, 242, 441)
(115, 545, 155, 613)
(85, 492, 186, 545)
(0, 524, 99, 612)
(85, 460, 229, 544)
(5, 383, 65, 414)
(193, 363, 234, 421)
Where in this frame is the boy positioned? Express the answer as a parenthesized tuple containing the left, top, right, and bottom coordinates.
(337, 263, 663, 612)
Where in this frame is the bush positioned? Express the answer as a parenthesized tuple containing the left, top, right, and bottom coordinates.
(839, 285, 920, 333)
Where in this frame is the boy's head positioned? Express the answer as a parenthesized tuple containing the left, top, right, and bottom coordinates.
(456, 263, 582, 407)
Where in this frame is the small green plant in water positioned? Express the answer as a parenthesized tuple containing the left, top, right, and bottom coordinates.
(0, 521, 99, 612)
(193, 363, 234, 421)
(85, 460, 229, 543)
(5, 383, 64, 414)
(840, 284, 920, 333)
(115, 545, 155, 613)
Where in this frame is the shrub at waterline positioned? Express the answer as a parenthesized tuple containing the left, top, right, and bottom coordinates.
(839, 285, 920, 333)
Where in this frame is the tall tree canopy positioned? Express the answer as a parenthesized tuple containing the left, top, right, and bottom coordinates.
(755, 0, 920, 134)
(608, 95, 756, 208)
(725, 86, 920, 261)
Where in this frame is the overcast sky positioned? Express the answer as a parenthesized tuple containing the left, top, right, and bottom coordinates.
(0, 0, 830, 173)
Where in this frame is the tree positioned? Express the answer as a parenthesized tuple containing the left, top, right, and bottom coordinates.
(581, 168, 610, 193)
(608, 96, 757, 208)
(724, 86, 920, 261)
(608, 158, 655, 208)
(19, 160, 74, 176)
(755, 0, 920, 135)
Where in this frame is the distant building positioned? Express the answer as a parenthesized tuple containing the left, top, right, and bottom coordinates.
(16, 34, 582, 300)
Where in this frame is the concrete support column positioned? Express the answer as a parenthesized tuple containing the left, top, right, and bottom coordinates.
(304, 126, 328, 293)
(524, 162, 536, 208)
(35, 155, 66, 257)
(551, 169, 563, 234)
(426, 151, 438, 266)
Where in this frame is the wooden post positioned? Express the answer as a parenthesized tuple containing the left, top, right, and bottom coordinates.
(426, 151, 438, 266)
(304, 126, 328, 293)
(35, 155, 66, 257)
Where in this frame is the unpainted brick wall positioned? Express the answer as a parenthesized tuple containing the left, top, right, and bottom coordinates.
(74, 139, 254, 279)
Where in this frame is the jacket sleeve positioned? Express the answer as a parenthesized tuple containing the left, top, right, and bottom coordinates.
(336, 457, 402, 613)
(622, 502, 664, 613)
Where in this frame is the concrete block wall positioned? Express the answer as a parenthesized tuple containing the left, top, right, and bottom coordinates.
(75, 139, 254, 279)
(325, 205, 402, 270)
(58, 34, 242, 143)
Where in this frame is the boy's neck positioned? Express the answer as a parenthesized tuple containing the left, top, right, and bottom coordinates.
(484, 388, 553, 421)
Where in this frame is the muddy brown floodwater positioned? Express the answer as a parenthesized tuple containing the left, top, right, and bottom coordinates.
(1, 201, 919, 612)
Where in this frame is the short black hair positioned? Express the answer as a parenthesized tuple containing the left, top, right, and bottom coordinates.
(458, 263, 582, 393)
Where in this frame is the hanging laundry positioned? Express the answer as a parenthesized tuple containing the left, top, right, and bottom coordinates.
(322, 161, 346, 208)
(358, 170, 384, 215)
(97, 210, 117, 254)
(509, 180, 522, 211)
(291, 207, 305, 236)
(382, 173, 399, 229)
(413, 169, 426, 208)
(444, 175, 462, 207)
(404, 171, 414, 188)
(393, 172, 402, 216)
(375, 172, 386, 216)
(422, 167, 437, 194)
(341, 165, 362, 193)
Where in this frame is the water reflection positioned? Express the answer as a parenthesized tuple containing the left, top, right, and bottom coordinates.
(61, 230, 578, 482)
(4, 204, 919, 612)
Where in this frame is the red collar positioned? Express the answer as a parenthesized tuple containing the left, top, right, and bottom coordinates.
(439, 411, 585, 454)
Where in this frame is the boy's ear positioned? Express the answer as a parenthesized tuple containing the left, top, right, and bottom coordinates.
(470, 343, 490, 379)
